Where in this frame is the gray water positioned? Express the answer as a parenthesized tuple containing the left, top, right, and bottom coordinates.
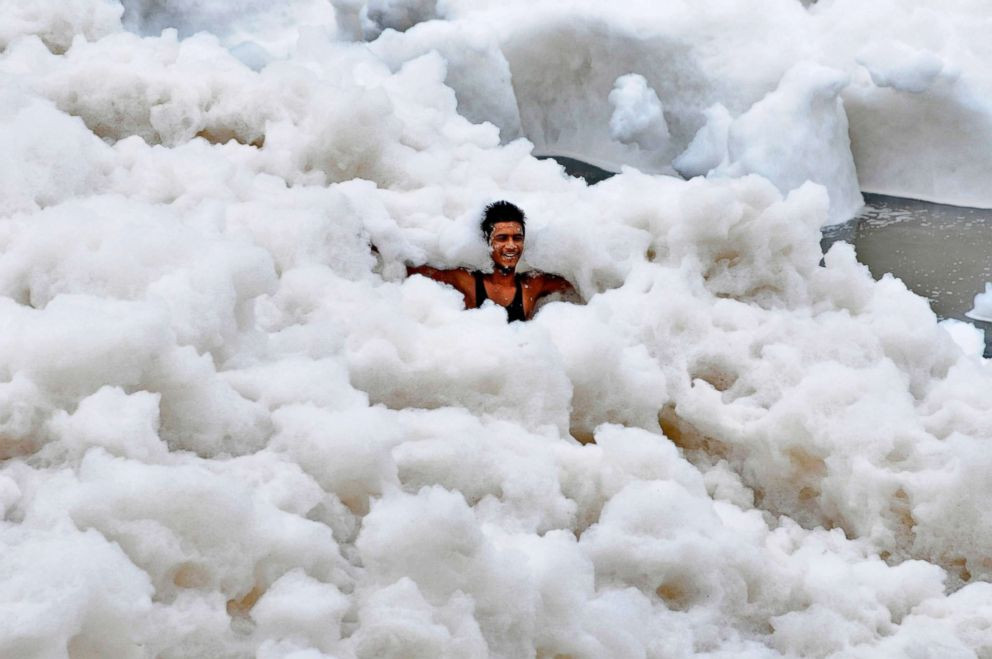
(545, 156, 992, 357)
(823, 195, 992, 357)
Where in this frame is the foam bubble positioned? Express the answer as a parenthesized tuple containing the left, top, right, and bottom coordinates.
(2, 1, 992, 656)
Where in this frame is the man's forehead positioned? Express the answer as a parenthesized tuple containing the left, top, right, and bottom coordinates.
(491, 221, 524, 234)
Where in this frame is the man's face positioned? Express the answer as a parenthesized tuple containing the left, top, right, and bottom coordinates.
(489, 221, 525, 270)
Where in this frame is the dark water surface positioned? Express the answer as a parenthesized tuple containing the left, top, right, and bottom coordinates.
(543, 155, 618, 185)
(822, 195, 992, 357)
(545, 156, 992, 357)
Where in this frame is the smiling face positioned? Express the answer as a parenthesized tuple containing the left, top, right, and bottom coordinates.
(488, 221, 525, 271)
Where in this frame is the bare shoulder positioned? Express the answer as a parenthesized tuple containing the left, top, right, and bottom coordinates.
(447, 267, 476, 291)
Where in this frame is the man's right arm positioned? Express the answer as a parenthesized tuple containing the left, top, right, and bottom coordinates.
(407, 264, 456, 285)
(406, 265, 475, 305)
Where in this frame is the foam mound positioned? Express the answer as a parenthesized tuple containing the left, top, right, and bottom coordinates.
(967, 283, 992, 323)
(2, 1, 992, 657)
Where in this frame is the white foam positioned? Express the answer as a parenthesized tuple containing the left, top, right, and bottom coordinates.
(678, 62, 864, 224)
(966, 283, 992, 323)
(940, 318, 986, 358)
(608, 73, 670, 151)
(2, 1, 992, 657)
(856, 40, 949, 94)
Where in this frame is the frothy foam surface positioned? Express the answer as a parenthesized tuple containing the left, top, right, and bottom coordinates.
(2, 2, 992, 657)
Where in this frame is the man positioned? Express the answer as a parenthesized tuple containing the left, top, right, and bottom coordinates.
(406, 201, 574, 321)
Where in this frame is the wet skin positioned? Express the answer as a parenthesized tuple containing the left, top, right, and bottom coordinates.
(405, 220, 575, 320)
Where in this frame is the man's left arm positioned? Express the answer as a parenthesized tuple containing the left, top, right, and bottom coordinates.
(536, 274, 576, 299)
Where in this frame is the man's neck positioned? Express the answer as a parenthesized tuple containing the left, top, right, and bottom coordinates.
(490, 264, 516, 283)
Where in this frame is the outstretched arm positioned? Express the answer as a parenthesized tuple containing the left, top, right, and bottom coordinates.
(407, 264, 463, 287)
(406, 264, 476, 306)
(370, 241, 475, 305)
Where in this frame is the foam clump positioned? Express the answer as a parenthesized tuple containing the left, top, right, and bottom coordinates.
(331, 0, 442, 41)
(608, 73, 670, 151)
(940, 318, 986, 358)
(677, 62, 863, 225)
(363, 0, 440, 38)
(1, 525, 154, 657)
(120, 0, 273, 37)
(671, 103, 732, 179)
(369, 20, 523, 141)
(0, 84, 113, 216)
(3, 1, 992, 657)
(966, 283, 992, 322)
(119, 0, 336, 57)
(0, 0, 122, 54)
(378, 0, 992, 217)
(856, 40, 949, 94)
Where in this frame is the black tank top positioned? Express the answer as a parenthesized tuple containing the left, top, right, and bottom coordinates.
(473, 271, 526, 322)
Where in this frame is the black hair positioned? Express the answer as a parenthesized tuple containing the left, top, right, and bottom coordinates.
(480, 200, 526, 241)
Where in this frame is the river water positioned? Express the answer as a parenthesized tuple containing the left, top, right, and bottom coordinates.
(546, 156, 992, 357)
(823, 195, 992, 357)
